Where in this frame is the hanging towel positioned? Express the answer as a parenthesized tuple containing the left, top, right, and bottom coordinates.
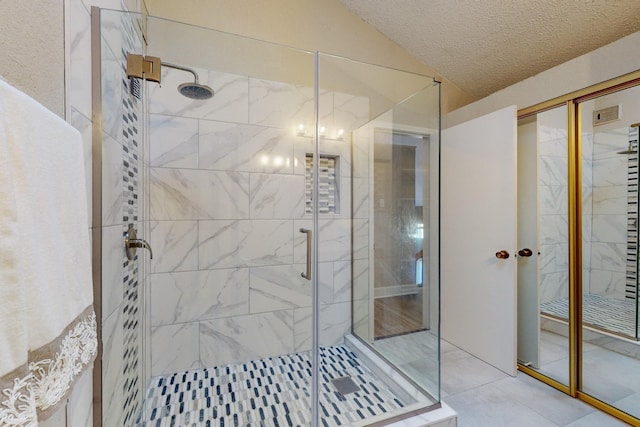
(0, 79, 96, 426)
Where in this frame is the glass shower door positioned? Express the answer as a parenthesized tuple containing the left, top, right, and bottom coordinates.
(142, 16, 318, 427)
(316, 52, 441, 424)
(95, 9, 147, 427)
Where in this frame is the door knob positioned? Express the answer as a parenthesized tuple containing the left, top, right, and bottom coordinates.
(495, 250, 510, 259)
(518, 248, 533, 257)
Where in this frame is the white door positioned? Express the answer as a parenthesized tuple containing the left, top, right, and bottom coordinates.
(441, 106, 518, 376)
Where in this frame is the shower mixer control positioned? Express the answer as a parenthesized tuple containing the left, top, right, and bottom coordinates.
(125, 226, 153, 261)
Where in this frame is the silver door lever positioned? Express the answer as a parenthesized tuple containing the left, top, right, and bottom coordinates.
(125, 225, 153, 260)
(299, 228, 312, 280)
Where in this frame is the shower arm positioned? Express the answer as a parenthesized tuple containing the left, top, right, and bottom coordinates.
(161, 62, 200, 84)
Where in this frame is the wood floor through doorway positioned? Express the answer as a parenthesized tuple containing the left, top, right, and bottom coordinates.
(374, 293, 425, 339)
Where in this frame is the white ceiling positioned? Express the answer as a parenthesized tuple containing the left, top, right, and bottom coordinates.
(338, 0, 640, 100)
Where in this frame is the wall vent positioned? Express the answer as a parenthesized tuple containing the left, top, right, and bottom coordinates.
(593, 105, 620, 126)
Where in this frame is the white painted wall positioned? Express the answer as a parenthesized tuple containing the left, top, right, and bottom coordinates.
(145, 0, 474, 114)
(0, 0, 65, 117)
(445, 31, 640, 128)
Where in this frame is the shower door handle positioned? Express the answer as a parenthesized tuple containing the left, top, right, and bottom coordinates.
(300, 228, 312, 280)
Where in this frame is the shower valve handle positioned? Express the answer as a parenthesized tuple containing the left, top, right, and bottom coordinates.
(125, 226, 153, 260)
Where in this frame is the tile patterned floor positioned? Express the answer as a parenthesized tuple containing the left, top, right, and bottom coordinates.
(540, 294, 637, 337)
(139, 346, 408, 427)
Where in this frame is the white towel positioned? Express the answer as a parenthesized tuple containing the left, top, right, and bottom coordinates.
(0, 79, 96, 425)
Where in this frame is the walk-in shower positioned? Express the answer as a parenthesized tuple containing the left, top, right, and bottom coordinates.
(538, 116, 640, 340)
(93, 8, 442, 427)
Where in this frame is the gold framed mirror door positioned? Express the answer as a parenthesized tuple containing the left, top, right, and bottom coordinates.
(517, 70, 640, 426)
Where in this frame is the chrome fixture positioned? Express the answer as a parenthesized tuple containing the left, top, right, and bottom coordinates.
(125, 225, 153, 260)
(299, 228, 312, 280)
(126, 54, 215, 100)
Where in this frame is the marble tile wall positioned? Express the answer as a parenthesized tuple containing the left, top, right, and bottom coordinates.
(537, 113, 572, 304)
(538, 109, 630, 303)
(147, 65, 371, 375)
(66, 2, 148, 426)
(589, 128, 629, 299)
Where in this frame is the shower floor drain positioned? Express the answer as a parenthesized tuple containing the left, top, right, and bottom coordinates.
(331, 375, 360, 395)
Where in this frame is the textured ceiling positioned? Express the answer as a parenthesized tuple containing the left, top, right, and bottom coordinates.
(338, 0, 640, 100)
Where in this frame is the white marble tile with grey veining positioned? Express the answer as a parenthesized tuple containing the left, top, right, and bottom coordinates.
(352, 299, 370, 340)
(333, 92, 370, 135)
(589, 270, 626, 298)
(293, 307, 312, 352)
(352, 259, 370, 301)
(538, 155, 569, 186)
(149, 115, 199, 168)
(100, 38, 124, 142)
(199, 120, 299, 174)
(592, 186, 628, 215)
(294, 219, 350, 263)
(537, 135, 568, 158)
(149, 67, 249, 123)
(200, 311, 294, 366)
(249, 264, 312, 313)
(590, 242, 626, 271)
(67, 368, 94, 427)
(353, 219, 369, 260)
(538, 184, 567, 215)
(68, 0, 92, 119)
(102, 132, 124, 226)
(539, 214, 568, 245)
(317, 262, 334, 304)
(292, 302, 352, 350)
(70, 108, 93, 222)
(102, 308, 124, 426)
(248, 78, 322, 129)
(332, 260, 352, 303)
(102, 225, 124, 321)
(352, 177, 370, 219)
(150, 269, 249, 326)
(540, 271, 569, 303)
(321, 138, 352, 176)
(149, 220, 198, 273)
(591, 214, 627, 244)
(592, 156, 628, 188)
(198, 219, 293, 269)
(319, 302, 351, 347)
(352, 128, 370, 178)
(539, 243, 569, 276)
(249, 173, 305, 219)
(98, 7, 125, 60)
(592, 128, 630, 159)
(151, 322, 201, 376)
(150, 168, 249, 220)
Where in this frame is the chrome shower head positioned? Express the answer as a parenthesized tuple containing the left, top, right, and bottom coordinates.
(177, 82, 215, 100)
(162, 61, 215, 100)
(617, 142, 637, 155)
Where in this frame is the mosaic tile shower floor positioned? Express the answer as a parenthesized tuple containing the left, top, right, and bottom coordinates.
(540, 293, 637, 337)
(138, 346, 408, 427)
